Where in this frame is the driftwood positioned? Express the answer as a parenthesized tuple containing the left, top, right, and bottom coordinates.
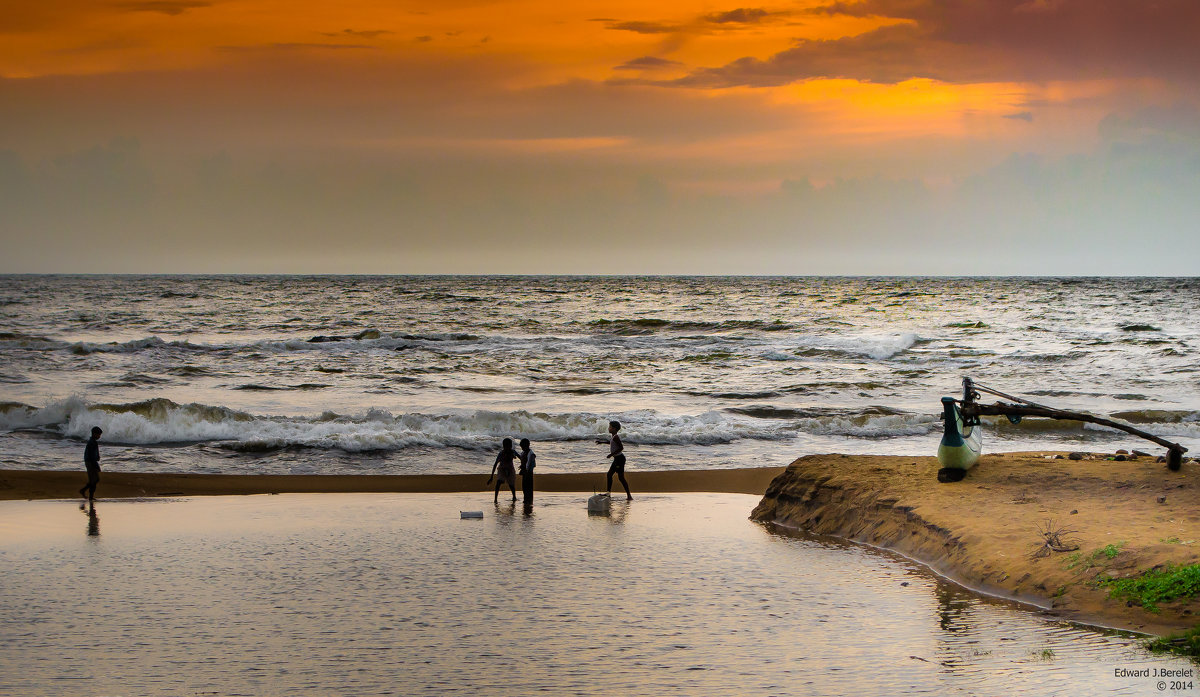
(1031, 519, 1080, 558)
(957, 379, 1189, 471)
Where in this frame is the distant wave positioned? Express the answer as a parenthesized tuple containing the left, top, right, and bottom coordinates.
(789, 333, 921, 360)
(584, 318, 794, 335)
(0, 328, 923, 362)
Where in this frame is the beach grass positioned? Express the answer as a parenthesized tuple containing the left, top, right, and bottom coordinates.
(1101, 564, 1200, 613)
(1146, 625, 1200, 660)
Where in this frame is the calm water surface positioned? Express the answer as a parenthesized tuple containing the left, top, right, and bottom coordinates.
(0, 494, 1190, 696)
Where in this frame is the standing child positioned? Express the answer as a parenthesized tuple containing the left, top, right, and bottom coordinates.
(487, 437, 519, 504)
(79, 426, 102, 501)
(518, 438, 536, 504)
(599, 420, 631, 500)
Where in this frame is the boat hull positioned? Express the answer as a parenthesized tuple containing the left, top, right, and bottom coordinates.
(937, 397, 982, 472)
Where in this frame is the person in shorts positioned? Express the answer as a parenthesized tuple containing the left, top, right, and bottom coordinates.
(487, 437, 519, 504)
(600, 420, 631, 500)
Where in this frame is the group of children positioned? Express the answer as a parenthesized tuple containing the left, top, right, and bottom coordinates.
(79, 420, 635, 505)
(487, 420, 632, 504)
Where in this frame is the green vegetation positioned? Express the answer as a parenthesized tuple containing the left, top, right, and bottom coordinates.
(1034, 648, 1055, 661)
(1100, 564, 1200, 613)
(1064, 543, 1126, 573)
(1146, 626, 1200, 659)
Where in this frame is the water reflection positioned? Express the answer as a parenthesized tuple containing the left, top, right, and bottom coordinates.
(0, 494, 1186, 697)
(79, 501, 99, 538)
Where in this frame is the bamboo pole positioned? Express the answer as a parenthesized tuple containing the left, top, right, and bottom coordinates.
(961, 401, 1188, 471)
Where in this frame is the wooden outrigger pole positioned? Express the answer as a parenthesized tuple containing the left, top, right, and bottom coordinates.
(956, 378, 1189, 471)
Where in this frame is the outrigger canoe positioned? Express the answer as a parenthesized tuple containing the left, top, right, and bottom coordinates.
(936, 377, 1188, 483)
(937, 396, 981, 482)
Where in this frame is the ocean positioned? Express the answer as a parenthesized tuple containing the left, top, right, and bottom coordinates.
(1, 275, 1197, 476)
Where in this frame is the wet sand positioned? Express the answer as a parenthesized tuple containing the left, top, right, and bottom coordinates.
(0, 467, 785, 500)
(753, 452, 1200, 635)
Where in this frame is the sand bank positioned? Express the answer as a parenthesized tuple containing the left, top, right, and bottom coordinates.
(0, 467, 784, 501)
(752, 452, 1200, 635)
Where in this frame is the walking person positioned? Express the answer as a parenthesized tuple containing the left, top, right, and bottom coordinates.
(487, 438, 519, 504)
(79, 426, 102, 501)
(518, 438, 536, 504)
(599, 420, 631, 500)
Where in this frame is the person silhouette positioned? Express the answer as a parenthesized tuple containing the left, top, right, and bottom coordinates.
(79, 426, 102, 501)
(487, 438, 519, 504)
(598, 420, 631, 500)
(518, 438, 536, 504)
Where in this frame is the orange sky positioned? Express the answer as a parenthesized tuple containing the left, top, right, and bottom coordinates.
(1, 1, 1198, 273)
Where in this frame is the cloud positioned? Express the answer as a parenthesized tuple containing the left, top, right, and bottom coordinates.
(703, 8, 776, 24)
(1003, 111, 1033, 121)
(668, 0, 1200, 87)
(614, 56, 683, 71)
(606, 20, 681, 34)
(117, 1, 211, 15)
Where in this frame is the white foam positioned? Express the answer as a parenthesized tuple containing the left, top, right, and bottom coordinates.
(5, 398, 793, 450)
(797, 412, 940, 438)
(804, 332, 920, 360)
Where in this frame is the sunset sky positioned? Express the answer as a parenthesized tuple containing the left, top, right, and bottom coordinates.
(2, 0, 1198, 274)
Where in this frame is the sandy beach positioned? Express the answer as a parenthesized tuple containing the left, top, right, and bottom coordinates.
(753, 452, 1200, 635)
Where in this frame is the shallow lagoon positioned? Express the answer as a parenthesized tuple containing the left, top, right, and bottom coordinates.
(0, 493, 1192, 696)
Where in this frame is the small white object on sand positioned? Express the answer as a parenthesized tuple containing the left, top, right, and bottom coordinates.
(460, 511, 484, 519)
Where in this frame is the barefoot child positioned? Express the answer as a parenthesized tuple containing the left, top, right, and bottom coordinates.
(79, 426, 102, 501)
(598, 420, 631, 500)
(518, 438, 536, 504)
(487, 438, 519, 503)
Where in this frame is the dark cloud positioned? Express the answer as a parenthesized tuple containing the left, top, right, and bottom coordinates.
(414, 35, 433, 43)
(615, 56, 683, 71)
(667, 0, 1200, 86)
(703, 8, 774, 24)
(1003, 111, 1033, 121)
(606, 21, 681, 34)
(117, 1, 210, 15)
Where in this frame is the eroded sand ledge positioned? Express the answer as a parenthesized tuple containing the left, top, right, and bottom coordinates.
(752, 452, 1200, 635)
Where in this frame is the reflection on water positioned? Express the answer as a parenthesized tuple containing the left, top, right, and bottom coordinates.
(0, 494, 1190, 696)
(80, 501, 100, 537)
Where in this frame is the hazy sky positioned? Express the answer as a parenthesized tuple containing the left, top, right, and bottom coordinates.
(2, 0, 1198, 274)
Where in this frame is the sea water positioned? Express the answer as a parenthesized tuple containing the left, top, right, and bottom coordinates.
(0, 494, 1190, 696)
(1, 275, 1197, 475)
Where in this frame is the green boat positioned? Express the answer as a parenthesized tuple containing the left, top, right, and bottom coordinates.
(937, 378, 982, 482)
(937, 396, 982, 481)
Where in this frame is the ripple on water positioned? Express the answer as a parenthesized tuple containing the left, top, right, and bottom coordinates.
(0, 494, 1182, 696)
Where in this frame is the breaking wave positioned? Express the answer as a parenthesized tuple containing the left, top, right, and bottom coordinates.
(0, 397, 795, 452)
